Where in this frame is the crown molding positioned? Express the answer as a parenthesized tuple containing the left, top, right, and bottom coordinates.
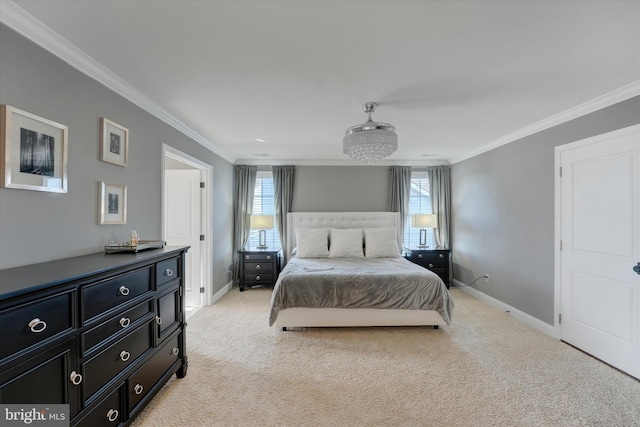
(234, 158, 450, 166)
(449, 80, 640, 164)
(0, 1, 236, 164)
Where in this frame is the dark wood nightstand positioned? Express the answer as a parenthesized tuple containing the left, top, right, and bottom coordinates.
(404, 248, 451, 289)
(237, 249, 281, 291)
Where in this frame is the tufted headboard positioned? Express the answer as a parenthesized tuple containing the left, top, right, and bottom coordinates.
(286, 211, 400, 257)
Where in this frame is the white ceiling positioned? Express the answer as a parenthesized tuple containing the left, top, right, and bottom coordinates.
(3, 0, 639, 165)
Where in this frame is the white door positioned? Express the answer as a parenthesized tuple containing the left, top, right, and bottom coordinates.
(559, 124, 640, 379)
(165, 169, 202, 307)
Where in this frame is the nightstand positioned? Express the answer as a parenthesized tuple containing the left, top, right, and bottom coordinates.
(237, 249, 281, 292)
(404, 248, 451, 289)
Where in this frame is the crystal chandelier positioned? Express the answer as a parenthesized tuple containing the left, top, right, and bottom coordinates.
(343, 102, 397, 164)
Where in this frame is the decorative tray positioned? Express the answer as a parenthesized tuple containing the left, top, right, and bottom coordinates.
(105, 240, 165, 253)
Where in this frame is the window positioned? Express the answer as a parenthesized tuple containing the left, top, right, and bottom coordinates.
(403, 171, 436, 248)
(248, 171, 281, 250)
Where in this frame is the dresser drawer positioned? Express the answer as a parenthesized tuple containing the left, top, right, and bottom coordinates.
(81, 299, 154, 356)
(82, 321, 153, 401)
(75, 386, 122, 427)
(156, 257, 179, 288)
(82, 267, 152, 323)
(243, 273, 273, 284)
(243, 253, 276, 262)
(128, 333, 181, 412)
(0, 290, 75, 361)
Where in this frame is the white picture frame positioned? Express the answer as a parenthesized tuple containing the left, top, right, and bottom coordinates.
(99, 118, 129, 167)
(99, 180, 127, 224)
(0, 105, 68, 193)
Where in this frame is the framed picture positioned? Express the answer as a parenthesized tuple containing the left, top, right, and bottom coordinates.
(98, 181, 127, 224)
(0, 105, 68, 192)
(100, 118, 129, 167)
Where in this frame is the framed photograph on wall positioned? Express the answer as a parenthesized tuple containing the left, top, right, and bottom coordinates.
(0, 104, 68, 192)
(100, 118, 129, 167)
(99, 180, 127, 224)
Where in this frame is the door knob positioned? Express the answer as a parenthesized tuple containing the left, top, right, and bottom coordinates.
(633, 262, 640, 275)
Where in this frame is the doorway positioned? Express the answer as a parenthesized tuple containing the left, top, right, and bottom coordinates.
(162, 144, 213, 310)
(555, 124, 639, 379)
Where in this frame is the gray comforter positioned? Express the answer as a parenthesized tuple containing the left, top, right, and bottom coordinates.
(269, 256, 453, 326)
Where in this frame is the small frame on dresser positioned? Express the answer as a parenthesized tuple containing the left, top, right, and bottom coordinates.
(98, 180, 127, 224)
(100, 117, 129, 167)
(0, 104, 68, 192)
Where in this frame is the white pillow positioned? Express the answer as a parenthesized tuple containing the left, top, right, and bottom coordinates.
(364, 227, 400, 258)
(329, 228, 364, 258)
(295, 228, 329, 258)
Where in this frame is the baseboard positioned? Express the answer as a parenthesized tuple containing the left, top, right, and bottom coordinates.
(210, 281, 232, 305)
(452, 279, 558, 339)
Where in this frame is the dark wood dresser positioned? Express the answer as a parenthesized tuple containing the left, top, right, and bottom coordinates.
(237, 249, 280, 291)
(404, 248, 452, 289)
(0, 246, 189, 426)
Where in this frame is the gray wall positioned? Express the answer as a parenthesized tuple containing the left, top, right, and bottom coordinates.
(451, 96, 640, 325)
(0, 25, 234, 295)
(293, 166, 389, 212)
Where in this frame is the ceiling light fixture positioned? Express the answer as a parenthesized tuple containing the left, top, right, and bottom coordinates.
(343, 102, 397, 164)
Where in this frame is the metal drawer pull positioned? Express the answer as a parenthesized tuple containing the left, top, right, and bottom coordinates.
(107, 409, 119, 422)
(134, 384, 144, 395)
(156, 316, 163, 325)
(439, 254, 444, 258)
(119, 286, 130, 296)
(165, 268, 174, 277)
(245, 255, 249, 260)
(418, 254, 423, 259)
(172, 347, 179, 356)
(429, 263, 434, 268)
(28, 318, 47, 333)
(119, 351, 131, 362)
(256, 264, 261, 269)
(119, 317, 131, 328)
(266, 255, 271, 260)
(255, 275, 261, 281)
(70, 371, 83, 386)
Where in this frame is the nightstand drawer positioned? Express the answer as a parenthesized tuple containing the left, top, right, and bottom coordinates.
(243, 253, 276, 262)
(244, 262, 274, 273)
(243, 273, 273, 284)
(412, 255, 446, 269)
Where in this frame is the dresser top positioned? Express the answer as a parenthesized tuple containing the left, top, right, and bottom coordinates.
(0, 246, 189, 301)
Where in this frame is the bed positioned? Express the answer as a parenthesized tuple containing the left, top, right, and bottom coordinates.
(269, 212, 453, 330)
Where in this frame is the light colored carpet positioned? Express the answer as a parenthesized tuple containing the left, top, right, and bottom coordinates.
(130, 288, 640, 427)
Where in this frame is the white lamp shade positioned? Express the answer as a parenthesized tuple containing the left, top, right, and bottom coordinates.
(250, 215, 274, 230)
(412, 214, 437, 228)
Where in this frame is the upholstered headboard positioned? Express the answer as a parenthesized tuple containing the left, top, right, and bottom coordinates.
(286, 211, 400, 256)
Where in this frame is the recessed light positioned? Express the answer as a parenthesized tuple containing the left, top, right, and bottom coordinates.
(255, 138, 270, 143)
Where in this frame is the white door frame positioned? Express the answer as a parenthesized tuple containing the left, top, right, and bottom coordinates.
(554, 124, 639, 339)
(162, 144, 213, 306)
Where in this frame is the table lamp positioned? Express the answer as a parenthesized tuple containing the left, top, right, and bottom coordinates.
(250, 214, 274, 249)
(411, 214, 437, 248)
